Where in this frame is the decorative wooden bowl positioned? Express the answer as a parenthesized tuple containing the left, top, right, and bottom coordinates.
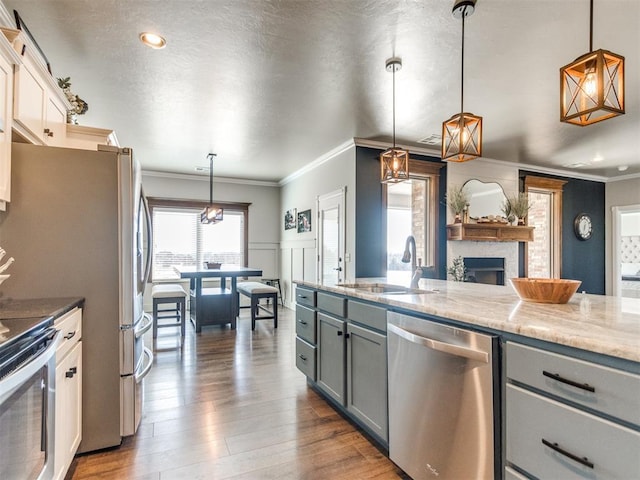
(509, 278, 581, 304)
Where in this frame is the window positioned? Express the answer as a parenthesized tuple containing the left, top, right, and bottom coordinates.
(386, 160, 442, 283)
(148, 198, 249, 281)
(524, 176, 566, 278)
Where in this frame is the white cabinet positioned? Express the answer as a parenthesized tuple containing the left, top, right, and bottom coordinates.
(13, 47, 69, 146)
(66, 124, 119, 150)
(505, 341, 640, 479)
(0, 30, 19, 210)
(54, 308, 83, 480)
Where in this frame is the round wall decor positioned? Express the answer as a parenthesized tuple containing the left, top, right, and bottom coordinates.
(574, 213, 593, 240)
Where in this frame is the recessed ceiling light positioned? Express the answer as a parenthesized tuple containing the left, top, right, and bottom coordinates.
(618, 165, 629, 172)
(139, 32, 166, 49)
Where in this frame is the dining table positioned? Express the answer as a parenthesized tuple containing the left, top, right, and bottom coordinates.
(174, 265, 263, 331)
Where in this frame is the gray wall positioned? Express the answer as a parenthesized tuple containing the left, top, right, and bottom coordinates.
(142, 172, 281, 308)
(279, 143, 357, 306)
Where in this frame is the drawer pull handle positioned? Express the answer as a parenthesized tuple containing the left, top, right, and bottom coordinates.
(298, 320, 307, 325)
(542, 370, 595, 392)
(298, 354, 307, 361)
(65, 366, 78, 378)
(541, 438, 594, 469)
(64, 331, 76, 340)
(337, 331, 343, 336)
(44, 128, 54, 137)
(298, 295, 308, 299)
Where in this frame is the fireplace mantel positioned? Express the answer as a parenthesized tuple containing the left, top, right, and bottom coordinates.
(447, 223, 534, 242)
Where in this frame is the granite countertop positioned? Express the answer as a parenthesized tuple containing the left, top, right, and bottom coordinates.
(295, 279, 640, 363)
(0, 297, 84, 349)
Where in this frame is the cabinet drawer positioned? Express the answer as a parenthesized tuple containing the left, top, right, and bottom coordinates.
(317, 292, 347, 318)
(506, 384, 640, 479)
(295, 286, 316, 308)
(296, 337, 316, 381)
(296, 305, 316, 344)
(506, 342, 640, 426)
(348, 300, 387, 332)
(55, 308, 82, 362)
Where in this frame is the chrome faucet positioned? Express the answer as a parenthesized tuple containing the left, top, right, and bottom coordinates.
(401, 235, 422, 289)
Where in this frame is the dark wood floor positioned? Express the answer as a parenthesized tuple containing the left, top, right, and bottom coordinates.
(67, 307, 406, 479)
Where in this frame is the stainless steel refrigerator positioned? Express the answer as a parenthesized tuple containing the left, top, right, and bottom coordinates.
(0, 142, 153, 453)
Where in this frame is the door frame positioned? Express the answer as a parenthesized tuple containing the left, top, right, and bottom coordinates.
(317, 187, 346, 285)
(612, 204, 640, 297)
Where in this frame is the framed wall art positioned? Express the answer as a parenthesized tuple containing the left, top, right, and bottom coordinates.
(297, 209, 312, 233)
(284, 208, 296, 230)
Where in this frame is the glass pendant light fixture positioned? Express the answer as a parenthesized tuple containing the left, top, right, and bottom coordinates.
(441, 0, 482, 163)
(380, 57, 410, 183)
(200, 153, 223, 224)
(560, 0, 624, 126)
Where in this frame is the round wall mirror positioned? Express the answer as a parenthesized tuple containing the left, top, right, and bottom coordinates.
(462, 179, 507, 219)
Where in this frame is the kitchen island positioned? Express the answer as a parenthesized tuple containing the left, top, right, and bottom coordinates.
(293, 279, 640, 479)
(296, 279, 640, 363)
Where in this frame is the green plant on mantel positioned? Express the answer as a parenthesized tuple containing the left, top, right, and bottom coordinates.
(446, 184, 468, 217)
(504, 192, 531, 223)
(447, 256, 466, 282)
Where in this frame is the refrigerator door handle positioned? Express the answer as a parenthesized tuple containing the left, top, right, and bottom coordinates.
(141, 189, 153, 286)
(134, 346, 154, 383)
(135, 313, 153, 339)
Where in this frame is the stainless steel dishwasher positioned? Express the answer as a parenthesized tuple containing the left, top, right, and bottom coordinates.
(387, 311, 499, 480)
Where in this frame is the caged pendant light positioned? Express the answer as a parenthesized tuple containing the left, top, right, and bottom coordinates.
(380, 57, 410, 184)
(200, 153, 224, 224)
(560, 0, 624, 126)
(441, 0, 482, 163)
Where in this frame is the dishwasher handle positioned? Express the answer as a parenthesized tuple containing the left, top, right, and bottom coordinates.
(388, 322, 489, 363)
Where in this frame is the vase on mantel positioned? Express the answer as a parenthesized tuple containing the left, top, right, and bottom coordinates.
(517, 218, 526, 226)
(454, 213, 462, 223)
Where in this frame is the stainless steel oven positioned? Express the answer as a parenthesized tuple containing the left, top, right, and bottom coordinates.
(0, 326, 59, 480)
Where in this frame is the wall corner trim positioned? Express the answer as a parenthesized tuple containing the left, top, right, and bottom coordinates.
(279, 140, 356, 186)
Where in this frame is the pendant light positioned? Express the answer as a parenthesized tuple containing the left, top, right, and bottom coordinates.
(441, 0, 482, 163)
(560, 0, 624, 126)
(380, 57, 410, 183)
(200, 153, 223, 224)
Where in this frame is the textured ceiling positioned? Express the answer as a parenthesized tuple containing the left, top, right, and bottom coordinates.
(3, 0, 639, 181)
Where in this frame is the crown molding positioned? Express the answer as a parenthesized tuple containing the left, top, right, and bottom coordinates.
(606, 171, 640, 183)
(279, 139, 356, 186)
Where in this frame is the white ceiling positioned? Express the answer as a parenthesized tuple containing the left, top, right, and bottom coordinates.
(3, 0, 639, 181)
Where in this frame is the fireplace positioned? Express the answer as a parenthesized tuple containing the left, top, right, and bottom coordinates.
(464, 257, 505, 286)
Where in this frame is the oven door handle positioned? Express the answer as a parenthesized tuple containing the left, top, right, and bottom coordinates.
(134, 346, 154, 383)
(0, 330, 60, 403)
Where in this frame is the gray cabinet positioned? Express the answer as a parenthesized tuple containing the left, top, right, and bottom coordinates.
(295, 286, 317, 380)
(347, 322, 388, 441)
(294, 286, 389, 445)
(505, 341, 640, 479)
(316, 312, 346, 405)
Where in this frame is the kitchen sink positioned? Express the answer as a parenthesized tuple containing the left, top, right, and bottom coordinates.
(336, 283, 434, 295)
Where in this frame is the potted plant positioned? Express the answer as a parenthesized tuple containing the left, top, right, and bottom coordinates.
(505, 192, 530, 225)
(447, 256, 466, 282)
(446, 185, 468, 223)
(500, 198, 516, 225)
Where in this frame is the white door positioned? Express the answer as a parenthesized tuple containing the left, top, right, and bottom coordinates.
(317, 188, 346, 286)
(612, 204, 640, 298)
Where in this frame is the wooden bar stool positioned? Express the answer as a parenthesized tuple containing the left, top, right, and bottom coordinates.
(237, 282, 278, 330)
(152, 283, 187, 338)
(261, 278, 284, 307)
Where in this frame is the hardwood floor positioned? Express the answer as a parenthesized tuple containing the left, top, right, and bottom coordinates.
(67, 307, 406, 479)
